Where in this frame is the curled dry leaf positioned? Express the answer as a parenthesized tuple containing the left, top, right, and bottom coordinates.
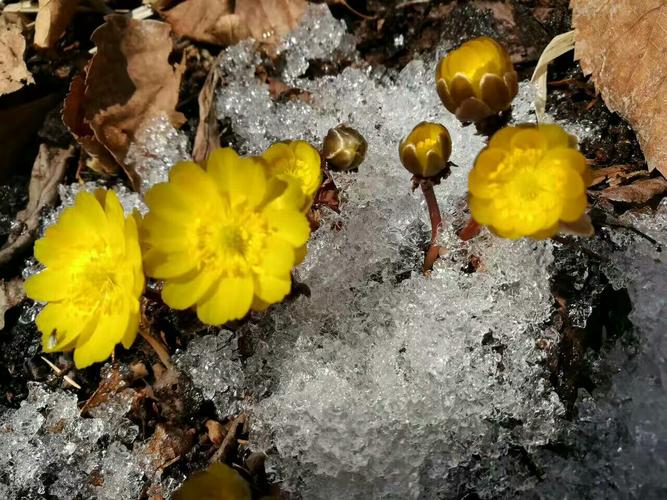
(34, 0, 80, 49)
(598, 177, 667, 205)
(63, 16, 185, 189)
(0, 144, 73, 266)
(571, 0, 667, 177)
(0, 16, 34, 96)
(159, 0, 307, 46)
(0, 278, 25, 330)
(191, 62, 222, 163)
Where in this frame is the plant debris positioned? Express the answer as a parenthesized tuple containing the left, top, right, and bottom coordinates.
(0, 16, 34, 95)
(572, 0, 667, 177)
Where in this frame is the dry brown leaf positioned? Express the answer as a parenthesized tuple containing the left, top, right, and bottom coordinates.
(0, 144, 73, 266)
(159, 0, 307, 46)
(598, 177, 667, 205)
(34, 0, 79, 49)
(192, 63, 222, 163)
(0, 16, 34, 96)
(571, 0, 667, 177)
(63, 16, 185, 188)
(0, 278, 25, 330)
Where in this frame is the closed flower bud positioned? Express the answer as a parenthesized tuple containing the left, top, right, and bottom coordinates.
(323, 124, 368, 171)
(399, 122, 452, 178)
(436, 36, 518, 123)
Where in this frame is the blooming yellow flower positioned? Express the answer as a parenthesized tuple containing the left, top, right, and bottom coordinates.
(436, 36, 518, 123)
(468, 124, 591, 239)
(142, 147, 311, 326)
(261, 140, 322, 209)
(24, 190, 144, 369)
(399, 122, 452, 178)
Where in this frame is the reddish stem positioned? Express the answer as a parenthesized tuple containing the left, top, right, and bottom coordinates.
(458, 217, 481, 241)
(421, 181, 443, 273)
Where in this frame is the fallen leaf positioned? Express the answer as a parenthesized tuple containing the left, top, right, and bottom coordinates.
(159, 0, 307, 46)
(192, 63, 222, 163)
(598, 177, 667, 205)
(0, 144, 73, 266)
(140, 423, 195, 476)
(589, 164, 649, 188)
(0, 16, 34, 96)
(63, 16, 186, 188)
(34, 0, 79, 49)
(571, 0, 667, 177)
(0, 278, 25, 330)
(62, 73, 121, 175)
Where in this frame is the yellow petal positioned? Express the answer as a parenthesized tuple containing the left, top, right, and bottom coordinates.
(510, 128, 547, 151)
(124, 213, 145, 297)
(144, 248, 197, 279)
(207, 148, 268, 207)
(540, 147, 589, 176)
(74, 297, 129, 369)
(37, 302, 97, 353)
(488, 126, 522, 151)
(468, 148, 507, 198)
(102, 190, 125, 244)
(142, 212, 191, 252)
(468, 195, 495, 225)
(162, 268, 218, 310)
(144, 182, 194, 224)
(24, 269, 68, 302)
(560, 193, 588, 223)
(73, 191, 108, 233)
(262, 177, 306, 212)
(120, 308, 140, 349)
(258, 237, 295, 277)
(254, 273, 291, 304)
(169, 161, 222, 210)
(263, 208, 310, 247)
(538, 124, 573, 149)
(196, 276, 254, 325)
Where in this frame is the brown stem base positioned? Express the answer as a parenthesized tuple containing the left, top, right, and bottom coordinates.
(419, 179, 443, 273)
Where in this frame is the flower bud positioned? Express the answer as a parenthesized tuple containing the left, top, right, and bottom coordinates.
(436, 36, 518, 124)
(399, 122, 452, 178)
(322, 124, 368, 171)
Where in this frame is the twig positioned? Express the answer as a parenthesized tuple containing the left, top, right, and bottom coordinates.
(41, 356, 82, 390)
(139, 326, 173, 370)
(210, 413, 247, 464)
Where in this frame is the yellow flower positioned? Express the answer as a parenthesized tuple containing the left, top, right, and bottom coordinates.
(141, 147, 311, 326)
(172, 463, 251, 500)
(261, 140, 322, 209)
(436, 36, 518, 123)
(468, 124, 591, 239)
(24, 190, 144, 369)
(399, 122, 452, 178)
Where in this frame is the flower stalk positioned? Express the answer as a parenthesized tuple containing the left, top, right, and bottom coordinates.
(419, 178, 443, 273)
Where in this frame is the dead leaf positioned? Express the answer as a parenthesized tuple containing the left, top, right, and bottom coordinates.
(62, 73, 121, 175)
(0, 16, 34, 96)
(0, 278, 25, 330)
(34, 0, 79, 49)
(192, 63, 221, 163)
(0, 144, 73, 266)
(598, 177, 667, 204)
(589, 164, 649, 188)
(140, 423, 195, 476)
(159, 0, 307, 46)
(63, 16, 185, 188)
(571, 0, 667, 177)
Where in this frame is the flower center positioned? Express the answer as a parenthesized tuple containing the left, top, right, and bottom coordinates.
(196, 203, 269, 276)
